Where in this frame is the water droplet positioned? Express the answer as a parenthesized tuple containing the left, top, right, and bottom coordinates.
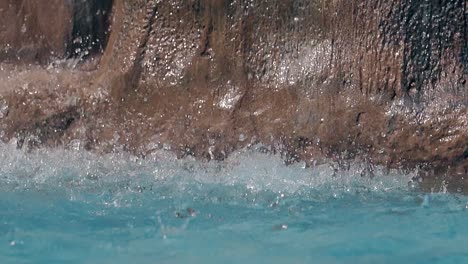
(239, 133, 246, 142)
(421, 195, 430, 208)
(0, 100, 9, 119)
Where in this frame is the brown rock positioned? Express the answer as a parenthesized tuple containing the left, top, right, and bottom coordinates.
(0, 0, 466, 188)
(0, 0, 73, 62)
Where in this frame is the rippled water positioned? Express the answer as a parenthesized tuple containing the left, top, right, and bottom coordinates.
(1, 144, 467, 263)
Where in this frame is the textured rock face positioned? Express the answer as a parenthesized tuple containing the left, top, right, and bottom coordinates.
(0, 0, 466, 188)
(0, 0, 112, 61)
(0, 0, 73, 62)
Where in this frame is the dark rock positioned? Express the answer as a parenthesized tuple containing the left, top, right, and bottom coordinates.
(16, 106, 80, 150)
(68, 0, 113, 57)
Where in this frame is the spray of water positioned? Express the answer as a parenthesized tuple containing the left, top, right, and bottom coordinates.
(0, 141, 415, 199)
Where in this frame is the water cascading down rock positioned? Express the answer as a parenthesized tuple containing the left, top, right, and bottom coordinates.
(0, 0, 466, 190)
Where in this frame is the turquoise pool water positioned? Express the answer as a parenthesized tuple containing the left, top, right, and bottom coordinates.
(1, 145, 467, 263)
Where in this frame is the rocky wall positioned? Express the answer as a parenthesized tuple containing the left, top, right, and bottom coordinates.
(0, 0, 466, 189)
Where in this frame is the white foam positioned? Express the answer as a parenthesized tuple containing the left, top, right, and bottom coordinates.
(0, 142, 415, 196)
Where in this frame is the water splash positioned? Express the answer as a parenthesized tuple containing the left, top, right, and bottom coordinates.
(0, 141, 414, 199)
(1, 143, 468, 264)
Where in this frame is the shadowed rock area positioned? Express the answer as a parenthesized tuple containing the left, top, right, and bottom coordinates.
(0, 0, 466, 190)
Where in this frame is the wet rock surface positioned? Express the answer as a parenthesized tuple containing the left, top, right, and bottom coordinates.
(0, 0, 74, 62)
(0, 0, 466, 189)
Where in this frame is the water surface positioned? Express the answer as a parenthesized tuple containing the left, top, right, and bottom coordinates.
(1, 145, 467, 263)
